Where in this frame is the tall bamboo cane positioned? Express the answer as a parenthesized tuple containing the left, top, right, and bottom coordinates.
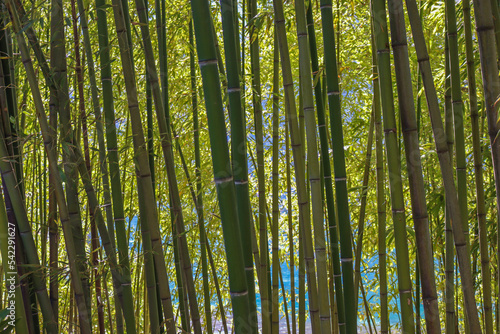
(305, 3, 346, 332)
(218, 1, 258, 332)
(188, 19, 213, 334)
(469, 3, 500, 330)
(285, 81, 296, 334)
(134, 0, 204, 330)
(295, 0, 331, 332)
(247, 0, 271, 330)
(404, 0, 482, 331)
(271, 27, 280, 334)
(190, 0, 252, 331)
(445, 0, 470, 267)
(109, 0, 180, 331)
(50, 0, 92, 324)
(461, 0, 493, 331)
(353, 114, 374, 311)
(371, 0, 415, 331)
(387, 0, 441, 331)
(318, 1, 357, 331)
(369, 25, 389, 334)
(444, 33, 456, 334)
(137, 177, 161, 334)
(272, 0, 323, 332)
(70, 2, 106, 331)
(92, 0, 135, 329)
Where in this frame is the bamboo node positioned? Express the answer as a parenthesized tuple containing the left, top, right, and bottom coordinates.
(230, 290, 248, 297)
(327, 91, 340, 96)
(198, 59, 218, 67)
(214, 176, 233, 184)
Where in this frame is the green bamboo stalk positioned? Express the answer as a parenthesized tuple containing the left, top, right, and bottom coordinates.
(353, 114, 374, 311)
(387, 0, 441, 331)
(50, 0, 92, 325)
(188, 19, 213, 334)
(271, 27, 280, 334)
(294, 0, 331, 332)
(445, 0, 470, 268)
(172, 213, 189, 332)
(318, 1, 357, 331)
(137, 178, 161, 334)
(461, 0, 493, 331)
(218, 1, 258, 332)
(92, 0, 134, 329)
(247, 0, 271, 330)
(444, 33, 455, 334)
(298, 233, 305, 334)
(404, 0, 483, 331)
(371, 0, 415, 332)
(205, 239, 229, 334)
(272, 0, 323, 332)
(133, 0, 203, 330)
(108, 0, 178, 331)
(305, 3, 346, 333)
(190, 0, 252, 331)
(285, 88, 296, 334)
(375, 107, 388, 334)
(75, 0, 117, 259)
(468, 3, 500, 332)
(70, 2, 106, 331)
(278, 264, 291, 334)
(48, 108, 59, 327)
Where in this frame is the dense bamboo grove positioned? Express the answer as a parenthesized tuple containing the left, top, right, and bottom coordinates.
(1, 0, 500, 332)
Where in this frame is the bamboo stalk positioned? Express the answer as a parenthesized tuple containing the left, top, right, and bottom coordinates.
(353, 114, 374, 311)
(443, 32, 455, 334)
(318, 1, 357, 331)
(188, 19, 213, 334)
(218, 1, 258, 332)
(70, 2, 105, 331)
(387, 0, 441, 331)
(108, 0, 178, 331)
(404, 0, 482, 331)
(133, 0, 203, 330)
(190, 0, 252, 331)
(305, 3, 346, 333)
(271, 26, 280, 334)
(468, 3, 500, 333)
(445, 0, 470, 270)
(247, 0, 271, 330)
(461, 0, 493, 331)
(50, 0, 92, 325)
(371, 0, 415, 331)
(294, 0, 331, 332)
(92, 0, 135, 329)
(272, 0, 322, 332)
